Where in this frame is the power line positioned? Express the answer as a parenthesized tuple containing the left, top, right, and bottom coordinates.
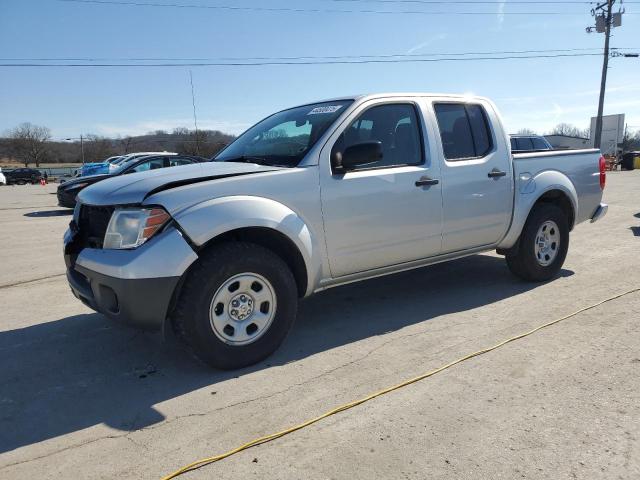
(0, 52, 607, 67)
(4, 47, 631, 62)
(327, 0, 640, 4)
(56, 0, 632, 15)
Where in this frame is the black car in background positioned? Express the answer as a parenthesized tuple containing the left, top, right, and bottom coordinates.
(57, 154, 207, 208)
(509, 135, 553, 154)
(5, 168, 42, 185)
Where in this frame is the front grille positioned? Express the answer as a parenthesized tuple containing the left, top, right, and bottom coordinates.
(77, 205, 114, 249)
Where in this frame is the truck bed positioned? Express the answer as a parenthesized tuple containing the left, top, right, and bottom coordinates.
(498, 148, 603, 249)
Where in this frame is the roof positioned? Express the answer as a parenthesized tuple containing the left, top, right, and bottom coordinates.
(290, 92, 491, 110)
(544, 134, 590, 141)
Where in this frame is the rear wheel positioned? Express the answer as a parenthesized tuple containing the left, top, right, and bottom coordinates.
(506, 204, 569, 282)
(172, 242, 298, 369)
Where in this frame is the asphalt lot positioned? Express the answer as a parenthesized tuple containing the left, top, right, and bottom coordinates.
(1, 172, 639, 479)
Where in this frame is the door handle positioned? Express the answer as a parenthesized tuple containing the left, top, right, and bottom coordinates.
(415, 176, 439, 187)
(488, 169, 507, 178)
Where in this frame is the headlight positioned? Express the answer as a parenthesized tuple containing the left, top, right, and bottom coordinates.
(103, 207, 171, 249)
(67, 182, 89, 190)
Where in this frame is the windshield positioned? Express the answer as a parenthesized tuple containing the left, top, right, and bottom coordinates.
(111, 156, 132, 165)
(215, 100, 353, 167)
(112, 157, 141, 174)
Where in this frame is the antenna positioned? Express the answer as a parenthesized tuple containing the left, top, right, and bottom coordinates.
(189, 69, 200, 155)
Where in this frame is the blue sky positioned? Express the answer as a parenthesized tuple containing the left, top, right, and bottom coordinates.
(1, 0, 639, 139)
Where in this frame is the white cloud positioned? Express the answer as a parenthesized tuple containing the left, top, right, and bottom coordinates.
(500, 98, 640, 134)
(406, 34, 448, 55)
(497, 1, 506, 27)
(496, 84, 640, 104)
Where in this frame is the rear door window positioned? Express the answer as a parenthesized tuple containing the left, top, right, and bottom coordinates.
(434, 103, 493, 160)
(466, 105, 492, 157)
(130, 158, 167, 173)
(169, 157, 195, 167)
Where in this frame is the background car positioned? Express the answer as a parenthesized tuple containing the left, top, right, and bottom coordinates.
(4, 167, 42, 185)
(509, 134, 553, 154)
(57, 154, 206, 207)
(78, 152, 178, 177)
(0, 167, 6, 186)
(79, 155, 123, 177)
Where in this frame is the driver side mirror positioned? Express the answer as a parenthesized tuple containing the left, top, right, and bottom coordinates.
(332, 141, 383, 173)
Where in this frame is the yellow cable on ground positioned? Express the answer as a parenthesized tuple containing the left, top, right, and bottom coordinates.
(161, 287, 640, 480)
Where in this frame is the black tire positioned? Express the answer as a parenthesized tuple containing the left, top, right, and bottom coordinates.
(16, 179, 26, 185)
(506, 203, 569, 282)
(172, 242, 298, 369)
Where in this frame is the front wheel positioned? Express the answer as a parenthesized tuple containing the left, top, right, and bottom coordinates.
(506, 204, 569, 282)
(172, 242, 298, 369)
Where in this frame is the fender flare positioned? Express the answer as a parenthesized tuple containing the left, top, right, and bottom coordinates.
(498, 170, 578, 250)
(173, 195, 320, 296)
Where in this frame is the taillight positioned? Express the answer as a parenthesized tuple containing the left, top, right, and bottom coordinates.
(598, 155, 606, 190)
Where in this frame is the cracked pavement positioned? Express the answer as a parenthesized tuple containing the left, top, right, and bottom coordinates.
(1, 173, 639, 479)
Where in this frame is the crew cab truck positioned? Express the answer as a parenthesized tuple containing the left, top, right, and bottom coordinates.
(64, 93, 608, 369)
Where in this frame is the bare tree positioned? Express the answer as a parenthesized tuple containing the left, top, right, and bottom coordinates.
(178, 130, 209, 156)
(549, 123, 590, 138)
(172, 127, 189, 136)
(119, 136, 134, 154)
(7, 122, 51, 167)
(622, 128, 640, 152)
(83, 134, 115, 161)
(516, 128, 537, 135)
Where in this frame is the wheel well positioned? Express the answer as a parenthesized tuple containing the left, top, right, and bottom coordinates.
(534, 189, 575, 230)
(496, 189, 575, 257)
(199, 227, 308, 297)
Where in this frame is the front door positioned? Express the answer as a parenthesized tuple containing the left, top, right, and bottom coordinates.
(320, 101, 443, 278)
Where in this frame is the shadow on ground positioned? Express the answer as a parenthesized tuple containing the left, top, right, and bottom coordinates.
(23, 209, 73, 218)
(0, 254, 573, 454)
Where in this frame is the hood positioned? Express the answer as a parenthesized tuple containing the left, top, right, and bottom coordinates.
(78, 161, 283, 206)
(60, 173, 112, 189)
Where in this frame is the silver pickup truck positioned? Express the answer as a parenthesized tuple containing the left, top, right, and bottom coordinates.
(64, 93, 608, 369)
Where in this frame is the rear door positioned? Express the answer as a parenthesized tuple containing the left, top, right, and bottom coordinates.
(432, 101, 513, 253)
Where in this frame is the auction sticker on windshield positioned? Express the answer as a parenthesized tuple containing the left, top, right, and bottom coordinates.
(308, 105, 343, 115)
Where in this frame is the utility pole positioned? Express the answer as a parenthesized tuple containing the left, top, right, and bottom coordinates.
(587, 0, 626, 150)
(65, 135, 86, 163)
(593, 0, 614, 150)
